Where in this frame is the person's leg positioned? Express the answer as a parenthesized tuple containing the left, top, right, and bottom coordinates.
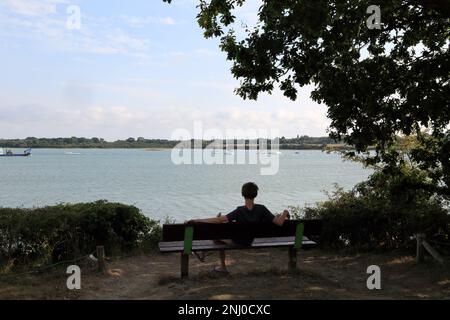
(215, 212, 228, 271)
(214, 239, 233, 272)
(219, 250, 227, 271)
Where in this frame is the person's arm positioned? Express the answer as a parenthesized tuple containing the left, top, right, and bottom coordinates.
(272, 209, 290, 226)
(186, 215, 229, 224)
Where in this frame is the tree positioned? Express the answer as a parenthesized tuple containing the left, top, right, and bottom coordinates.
(164, 0, 450, 197)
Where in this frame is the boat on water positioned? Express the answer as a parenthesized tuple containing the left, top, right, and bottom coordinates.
(0, 147, 32, 157)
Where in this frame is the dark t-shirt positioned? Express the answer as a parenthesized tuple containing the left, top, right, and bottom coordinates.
(226, 204, 275, 245)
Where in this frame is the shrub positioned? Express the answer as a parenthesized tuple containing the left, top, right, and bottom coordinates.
(294, 167, 449, 250)
(0, 201, 162, 271)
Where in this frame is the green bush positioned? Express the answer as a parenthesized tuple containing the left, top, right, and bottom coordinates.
(294, 167, 449, 250)
(0, 201, 162, 271)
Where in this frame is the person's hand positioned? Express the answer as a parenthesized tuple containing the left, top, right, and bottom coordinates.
(283, 210, 290, 219)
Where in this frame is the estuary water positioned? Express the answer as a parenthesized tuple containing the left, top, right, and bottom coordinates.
(0, 149, 371, 221)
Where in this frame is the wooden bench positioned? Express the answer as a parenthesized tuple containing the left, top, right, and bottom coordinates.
(158, 219, 322, 277)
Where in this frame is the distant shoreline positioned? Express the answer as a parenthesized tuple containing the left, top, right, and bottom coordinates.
(0, 145, 355, 151)
(0, 136, 340, 150)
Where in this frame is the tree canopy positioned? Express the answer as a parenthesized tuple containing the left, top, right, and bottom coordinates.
(165, 0, 450, 197)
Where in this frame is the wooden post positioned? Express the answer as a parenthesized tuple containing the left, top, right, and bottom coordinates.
(288, 222, 303, 272)
(181, 226, 194, 278)
(416, 233, 425, 264)
(422, 240, 444, 265)
(96, 245, 106, 274)
(288, 247, 297, 272)
(181, 253, 189, 278)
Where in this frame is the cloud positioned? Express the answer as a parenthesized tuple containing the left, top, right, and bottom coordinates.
(2, 0, 68, 17)
(208, 106, 329, 138)
(194, 48, 222, 56)
(121, 15, 176, 27)
(105, 28, 150, 52)
(0, 8, 153, 58)
(0, 95, 330, 140)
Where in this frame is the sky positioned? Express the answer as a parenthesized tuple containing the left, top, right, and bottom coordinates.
(0, 0, 330, 141)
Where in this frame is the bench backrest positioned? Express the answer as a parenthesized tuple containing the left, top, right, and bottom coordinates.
(162, 219, 322, 242)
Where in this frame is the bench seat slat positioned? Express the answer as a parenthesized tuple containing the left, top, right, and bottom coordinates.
(159, 236, 316, 253)
(159, 236, 311, 247)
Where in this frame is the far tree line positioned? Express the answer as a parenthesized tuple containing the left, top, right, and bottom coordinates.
(0, 136, 336, 150)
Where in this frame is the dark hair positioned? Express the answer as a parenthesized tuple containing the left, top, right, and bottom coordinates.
(241, 182, 258, 199)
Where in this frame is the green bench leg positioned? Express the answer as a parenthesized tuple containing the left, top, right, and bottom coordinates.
(181, 253, 189, 278)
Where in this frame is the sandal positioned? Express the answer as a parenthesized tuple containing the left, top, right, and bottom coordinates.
(212, 265, 230, 275)
(193, 251, 206, 262)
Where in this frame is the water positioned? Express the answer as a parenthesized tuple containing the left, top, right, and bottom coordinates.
(0, 149, 371, 221)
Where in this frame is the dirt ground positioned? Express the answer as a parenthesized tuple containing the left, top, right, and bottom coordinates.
(1, 248, 449, 300)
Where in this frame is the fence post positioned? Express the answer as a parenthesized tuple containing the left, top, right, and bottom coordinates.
(96, 245, 106, 274)
(416, 233, 425, 263)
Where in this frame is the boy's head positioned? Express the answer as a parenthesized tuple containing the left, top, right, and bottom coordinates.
(241, 182, 258, 200)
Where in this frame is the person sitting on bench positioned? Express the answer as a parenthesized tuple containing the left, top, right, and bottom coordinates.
(186, 182, 290, 273)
